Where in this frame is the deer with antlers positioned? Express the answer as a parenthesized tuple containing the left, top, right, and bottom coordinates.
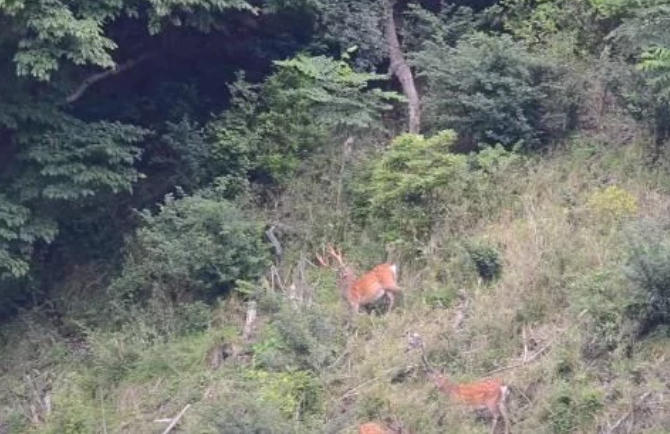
(315, 245, 401, 313)
(410, 332, 510, 434)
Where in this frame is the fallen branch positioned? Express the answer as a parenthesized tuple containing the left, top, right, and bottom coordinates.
(63, 53, 155, 104)
(338, 365, 413, 401)
(161, 404, 191, 434)
(607, 392, 652, 434)
(485, 309, 589, 377)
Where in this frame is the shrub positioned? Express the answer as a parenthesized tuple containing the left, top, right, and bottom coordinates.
(464, 239, 503, 282)
(209, 54, 398, 186)
(244, 369, 323, 418)
(360, 130, 468, 243)
(622, 220, 670, 338)
(569, 268, 627, 357)
(414, 32, 569, 150)
(253, 303, 345, 372)
(586, 185, 638, 223)
(352, 131, 520, 246)
(546, 379, 603, 434)
(204, 394, 297, 434)
(109, 191, 269, 302)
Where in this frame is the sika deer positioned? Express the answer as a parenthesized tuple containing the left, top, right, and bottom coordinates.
(417, 338, 510, 434)
(316, 244, 401, 313)
(358, 416, 409, 434)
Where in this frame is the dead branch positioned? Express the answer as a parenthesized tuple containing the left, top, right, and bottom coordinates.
(265, 225, 283, 263)
(63, 53, 155, 104)
(242, 300, 257, 343)
(452, 289, 469, 330)
(338, 365, 414, 402)
(485, 310, 589, 377)
(607, 392, 652, 434)
(161, 404, 191, 434)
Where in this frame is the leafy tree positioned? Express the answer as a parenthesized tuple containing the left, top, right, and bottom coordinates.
(414, 32, 568, 149)
(0, 0, 305, 304)
(315, 0, 421, 132)
(209, 53, 399, 185)
(606, 0, 670, 149)
(109, 190, 269, 302)
(353, 130, 519, 245)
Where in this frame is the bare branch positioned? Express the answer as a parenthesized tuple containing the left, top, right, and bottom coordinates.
(242, 300, 257, 343)
(161, 404, 191, 434)
(63, 53, 155, 104)
(265, 225, 283, 262)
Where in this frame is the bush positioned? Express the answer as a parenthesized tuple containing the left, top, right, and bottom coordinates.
(546, 379, 603, 434)
(244, 369, 323, 418)
(208, 54, 398, 186)
(623, 220, 670, 338)
(586, 185, 638, 223)
(253, 302, 345, 372)
(351, 131, 519, 246)
(465, 239, 503, 282)
(358, 130, 468, 243)
(204, 394, 297, 434)
(569, 268, 627, 357)
(109, 191, 269, 302)
(414, 32, 569, 150)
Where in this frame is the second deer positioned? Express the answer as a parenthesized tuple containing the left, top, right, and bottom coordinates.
(358, 416, 410, 434)
(415, 337, 510, 434)
(316, 245, 401, 313)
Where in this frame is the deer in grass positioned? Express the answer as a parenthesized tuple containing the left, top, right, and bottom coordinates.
(315, 244, 401, 313)
(416, 337, 510, 434)
(358, 416, 411, 434)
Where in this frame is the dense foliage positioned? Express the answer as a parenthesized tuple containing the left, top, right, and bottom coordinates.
(4, 0, 670, 433)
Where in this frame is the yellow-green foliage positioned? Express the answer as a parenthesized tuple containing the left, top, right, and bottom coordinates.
(244, 369, 323, 417)
(35, 373, 94, 434)
(586, 185, 638, 222)
(358, 130, 519, 244)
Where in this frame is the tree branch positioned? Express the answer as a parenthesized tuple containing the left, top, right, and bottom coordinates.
(63, 53, 155, 104)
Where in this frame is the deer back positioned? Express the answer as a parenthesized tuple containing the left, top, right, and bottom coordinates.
(431, 373, 504, 407)
(358, 422, 388, 434)
(349, 263, 399, 302)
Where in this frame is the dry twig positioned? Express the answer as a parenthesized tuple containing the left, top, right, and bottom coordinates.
(161, 404, 191, 434)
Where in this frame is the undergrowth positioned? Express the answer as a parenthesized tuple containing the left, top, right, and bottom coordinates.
(2, 136, 670, 433)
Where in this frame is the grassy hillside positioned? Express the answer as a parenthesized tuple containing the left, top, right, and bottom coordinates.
(2, 129, 670, 434)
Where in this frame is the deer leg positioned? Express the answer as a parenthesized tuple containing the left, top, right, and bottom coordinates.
(488, 404, 499, 434)
(386, 292, 395, 312)
(489, 414, 499, 434)
(499, 400, 510, 434)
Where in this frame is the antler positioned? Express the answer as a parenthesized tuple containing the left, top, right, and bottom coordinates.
(315, 244, 339, 269)
(326, 244, 346, 268)
(315, 249, 330, 267)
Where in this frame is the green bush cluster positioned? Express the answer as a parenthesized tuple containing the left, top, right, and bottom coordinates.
(547, 378, 603, 434)
(623, 220, 670, 338)
(415, 32, 570, 150)
(109, 191, 269, 302)
(351, 131, 519, 247)
(465, 239, 503, 282)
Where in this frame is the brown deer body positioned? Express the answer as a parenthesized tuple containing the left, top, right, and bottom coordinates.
(358, 417, 409, 434)
(412, 335, 510, 434)
(317, 245, 401, 313)
(429, 372, 510, 434)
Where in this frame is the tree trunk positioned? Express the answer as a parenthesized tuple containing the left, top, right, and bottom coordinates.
(384, 0, 420, 134)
